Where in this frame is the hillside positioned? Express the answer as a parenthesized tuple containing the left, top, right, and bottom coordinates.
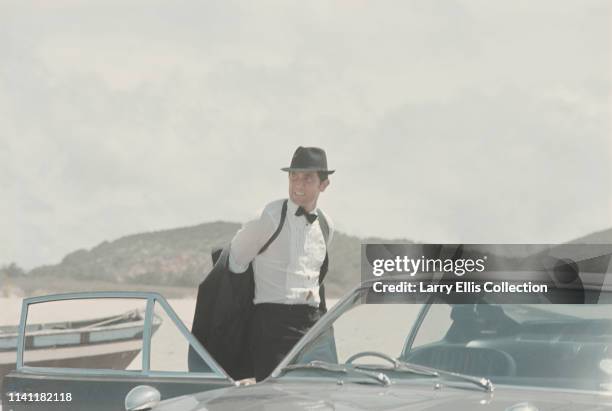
(19, 221, 376, 298)
(567, 227, 612, 244)
(29, 221, 241, 288)
(4, 224, 610, 298)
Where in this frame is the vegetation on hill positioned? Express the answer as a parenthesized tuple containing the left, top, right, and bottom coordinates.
(6, 226, 611, 298)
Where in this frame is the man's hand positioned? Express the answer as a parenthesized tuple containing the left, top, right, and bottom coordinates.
(236, 378, 256, 386)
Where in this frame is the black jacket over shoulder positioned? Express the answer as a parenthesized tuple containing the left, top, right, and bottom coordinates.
(189, 205, 330, 380)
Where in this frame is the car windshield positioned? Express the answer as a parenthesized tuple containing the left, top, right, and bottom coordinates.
(281, 288, 612, 392)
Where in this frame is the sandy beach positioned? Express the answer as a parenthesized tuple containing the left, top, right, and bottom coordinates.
(0, 296, 340, 329)
(1, 297, 197, 330)
(1, 297, 341, 328)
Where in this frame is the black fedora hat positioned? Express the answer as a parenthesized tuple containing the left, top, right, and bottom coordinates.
(281, 146, 335, 174)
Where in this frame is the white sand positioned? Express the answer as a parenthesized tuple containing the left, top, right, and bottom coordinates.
(0, 298, 340, 328)
(0, 297, 24, 328)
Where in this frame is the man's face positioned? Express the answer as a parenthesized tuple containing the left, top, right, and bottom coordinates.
(288, 171, 329, 211)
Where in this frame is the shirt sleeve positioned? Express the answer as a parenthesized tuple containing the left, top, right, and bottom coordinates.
(228, 209, 276, 274)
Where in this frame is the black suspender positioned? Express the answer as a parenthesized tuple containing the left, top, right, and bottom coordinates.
(257, 199, 288, 255)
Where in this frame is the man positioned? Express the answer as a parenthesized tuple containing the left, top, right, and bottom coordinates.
(228, 146, 334, 381)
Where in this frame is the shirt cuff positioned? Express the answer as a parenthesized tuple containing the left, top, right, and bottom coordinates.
(228, 252, 249, 274)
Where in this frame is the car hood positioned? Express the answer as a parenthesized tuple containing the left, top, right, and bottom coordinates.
(155, 380, 612, 411)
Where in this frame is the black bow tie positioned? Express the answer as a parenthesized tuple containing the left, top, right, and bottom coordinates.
(295, 206, 318, 223)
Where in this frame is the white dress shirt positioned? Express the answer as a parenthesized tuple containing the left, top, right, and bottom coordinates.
(228, 199, 333, 307)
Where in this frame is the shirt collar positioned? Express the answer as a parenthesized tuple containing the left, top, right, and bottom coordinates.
(287, 199, 318, 216)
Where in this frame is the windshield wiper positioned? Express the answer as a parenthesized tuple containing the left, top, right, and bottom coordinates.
(353, 359, 439, 377)
(279, 360, 391, 386)
(353, 359, 493, 392)
(393, 360, 494, 393)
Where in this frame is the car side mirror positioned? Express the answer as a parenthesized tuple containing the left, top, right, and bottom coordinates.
(125, 385, 161, 411)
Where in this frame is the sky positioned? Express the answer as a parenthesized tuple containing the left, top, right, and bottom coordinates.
(1, 0, 611, 270)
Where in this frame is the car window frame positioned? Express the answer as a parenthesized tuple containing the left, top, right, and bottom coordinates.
(400, 298, 434, 357)
(14, 291, 233, 382)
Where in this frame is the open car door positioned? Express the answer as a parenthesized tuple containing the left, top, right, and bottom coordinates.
(2, 291, 235, 411)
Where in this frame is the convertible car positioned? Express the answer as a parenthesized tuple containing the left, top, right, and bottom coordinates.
(147, 274, 612, 411)
(4, 272, 612, 411)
